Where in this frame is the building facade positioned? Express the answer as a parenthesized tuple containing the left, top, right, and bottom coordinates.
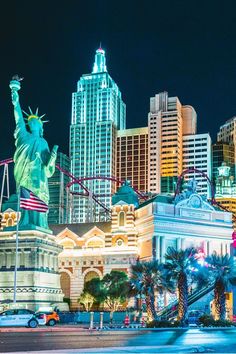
(70, 47, 126, 223)
(217, 117, 236, 177)
(182, 133, 212, 197)
(212, 142, 235, 182)
(48, 152, 70, 224)
(214, 163, 236, 224)
(148, 91, 197, 195)
(50, 181, 233, 310)
(116, 127, 149, 193)
(0, 226, 64, 311)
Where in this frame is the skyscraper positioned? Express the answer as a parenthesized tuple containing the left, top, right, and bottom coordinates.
(148, 92, 197, 194)
(217, 117, 236, 177)
(212, 142, 235, 181)
(182, 133, 212, 197)
(116, 127, 149, 193)
(214, 162, 236, 224)
(48, 152, 70, 224)
(70, 47, 126, 223)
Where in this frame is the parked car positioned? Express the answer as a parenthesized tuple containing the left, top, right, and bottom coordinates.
(36, 310, 59, 326)
(0, 309, 46, 328)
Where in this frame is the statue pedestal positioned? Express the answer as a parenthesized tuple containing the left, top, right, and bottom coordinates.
(0, 229, 66, 311)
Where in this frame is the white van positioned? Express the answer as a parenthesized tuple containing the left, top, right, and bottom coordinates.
(0, 309, 46, 328)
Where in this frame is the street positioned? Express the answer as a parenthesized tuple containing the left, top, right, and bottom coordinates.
(0, 328, 236, 353)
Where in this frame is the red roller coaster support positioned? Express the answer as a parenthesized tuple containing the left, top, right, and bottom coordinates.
(0, 158, 13, 167)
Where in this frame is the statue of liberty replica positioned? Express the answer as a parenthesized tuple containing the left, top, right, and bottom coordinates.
(9, 76, 58, 231)
(0, 76, 65, 310)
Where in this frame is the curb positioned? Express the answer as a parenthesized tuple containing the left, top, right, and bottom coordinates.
(0, 326, 88, 333)
(0, 325, 235, 333)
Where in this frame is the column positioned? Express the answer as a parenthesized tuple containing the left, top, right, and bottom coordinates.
(155, 235, 160, 260)
(177, 238, 182, 250)
(206, 240, 211, 256)
(160, 236, 166, 262)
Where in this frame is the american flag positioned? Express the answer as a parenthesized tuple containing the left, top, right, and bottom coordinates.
(20, 187, 48, 213)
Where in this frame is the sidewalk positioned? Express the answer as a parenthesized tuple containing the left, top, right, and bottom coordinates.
(0, 325, 88, 333)
(0, 324, 235, 333)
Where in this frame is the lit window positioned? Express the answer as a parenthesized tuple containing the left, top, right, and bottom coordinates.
(119, 211, 125, 226)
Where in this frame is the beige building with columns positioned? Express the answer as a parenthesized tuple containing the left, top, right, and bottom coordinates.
(46, 181, 234, 310)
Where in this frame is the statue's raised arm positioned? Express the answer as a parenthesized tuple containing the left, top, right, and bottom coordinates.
(9, 75, 26, 132)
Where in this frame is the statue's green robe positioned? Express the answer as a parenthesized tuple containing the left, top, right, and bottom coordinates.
(13, 119, 55, 229)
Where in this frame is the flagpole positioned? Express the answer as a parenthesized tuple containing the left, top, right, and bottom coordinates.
(13, 187, 20, 304)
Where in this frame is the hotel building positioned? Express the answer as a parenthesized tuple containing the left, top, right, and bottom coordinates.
(70, 48, 126, 223)
(116, 127, 149, 194)
(217, 117, 236, 177)
(148, 91, 197, 195)
(212, 142, 235, 181)
(182, 133, 212, 197)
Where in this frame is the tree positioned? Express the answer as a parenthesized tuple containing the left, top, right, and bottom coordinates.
(84, 271, 129, 323)
(78, 291, 95, 312)
(206, 253, 236, 320)
(101, 271, 129, 323)
(130, 260, 174, 322)
(165, 247, 198, 325)
(84, 277, 103, 303)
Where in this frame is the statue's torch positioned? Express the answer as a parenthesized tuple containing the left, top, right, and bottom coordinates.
(9, 75, 23, 92)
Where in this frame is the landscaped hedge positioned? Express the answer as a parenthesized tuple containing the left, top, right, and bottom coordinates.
(146, 319, 181, 328)
(198, 314, 236, 327)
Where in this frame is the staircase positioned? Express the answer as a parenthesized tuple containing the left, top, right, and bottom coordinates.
(157, 283, 214, 319)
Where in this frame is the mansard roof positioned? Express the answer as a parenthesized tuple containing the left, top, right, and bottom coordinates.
(112, 180, 139, 207)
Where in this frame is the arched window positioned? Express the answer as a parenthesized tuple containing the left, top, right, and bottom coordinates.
(84, 271, 100, 283)
(7, 218, 13, 227)
(119, 211, 125, 226)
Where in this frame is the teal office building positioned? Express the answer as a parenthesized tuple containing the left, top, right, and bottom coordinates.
(70, 48, 126, 222)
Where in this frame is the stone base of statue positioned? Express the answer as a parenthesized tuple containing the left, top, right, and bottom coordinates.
(0, 228, 67, 311)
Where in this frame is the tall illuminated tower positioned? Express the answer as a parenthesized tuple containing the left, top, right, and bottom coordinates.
(70, 47, 126, 222)
(116, 127, 149, 193)
(148, 91, 197, 194)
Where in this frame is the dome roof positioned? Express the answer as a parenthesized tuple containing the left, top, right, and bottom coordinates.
(112, 180, 139, 208)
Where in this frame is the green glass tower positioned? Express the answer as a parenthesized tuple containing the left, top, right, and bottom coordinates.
(70, 47, 126, 222)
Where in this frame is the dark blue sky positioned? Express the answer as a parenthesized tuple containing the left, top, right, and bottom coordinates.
(1, 0, 236, 161)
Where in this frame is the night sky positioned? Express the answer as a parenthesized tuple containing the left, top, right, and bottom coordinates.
(1, 0, 236, 163)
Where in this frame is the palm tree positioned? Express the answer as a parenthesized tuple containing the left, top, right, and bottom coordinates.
(165, 247, 198, 325)
(206, 253, 236, 320)
(130, 260, 173, 322)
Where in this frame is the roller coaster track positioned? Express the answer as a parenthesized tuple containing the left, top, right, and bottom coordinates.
(0, 158, 148, 214)
(174, 167, 215, 203)
(1, 158, 235, 221)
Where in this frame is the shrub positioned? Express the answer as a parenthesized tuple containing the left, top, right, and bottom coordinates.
(198, 314, 235, 327)
(146, 319, 181, 328)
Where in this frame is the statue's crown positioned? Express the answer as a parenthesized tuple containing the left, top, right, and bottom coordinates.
(23, 107, 48, 125)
